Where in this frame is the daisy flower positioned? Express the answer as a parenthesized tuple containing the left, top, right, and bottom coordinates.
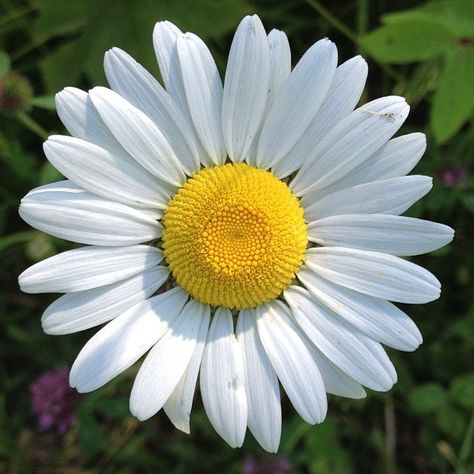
(18, 15, 454, 452)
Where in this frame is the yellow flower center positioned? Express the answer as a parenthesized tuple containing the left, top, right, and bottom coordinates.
(162, 163, 307, 309)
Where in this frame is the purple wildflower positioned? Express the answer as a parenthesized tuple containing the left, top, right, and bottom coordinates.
(436, 166, 468, 189)
(30, 366, 77, 434)
(243, 454, 293, 474)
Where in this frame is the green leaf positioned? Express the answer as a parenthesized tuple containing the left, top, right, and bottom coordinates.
(77, 412, 107, 458)
(420, 0, 474, 38)
(0, 51, 11, 77)
(436, 404, 467, 439)
(93, 397, 130, 419)
(360, 21, 455, 64)
(431, 45, 474, 143)
(383, 1, 474, 38)
(30, 0, 89, 39)
(36, 0, 250, 92)
(30, 95, 56, 110)
(409, 383, 447, 413)
(450, 373, 474, 408)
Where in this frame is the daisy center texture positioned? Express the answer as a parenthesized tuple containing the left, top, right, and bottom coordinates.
(163, 163, 307, 309)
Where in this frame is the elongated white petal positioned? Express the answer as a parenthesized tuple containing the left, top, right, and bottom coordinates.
(200, 308, 247, 448)
(130, 300, 208, 421)
(313, 133, 427, 204)
(177, 33, 225, 164)
(309, 348, 366, 398)
(365, 338, 397, 384)
(69, 287, 188, 392)
(265, 29, 291, 114)
(285, 286, 395, 391)
(42, 266, 169, 335)
(153, 21, 185, 106)
(245, 29, 291, 166)
(152, 21, 212, 168)
(104, 48, 200, 174)
(303, 176, 432, 220)
(222, 15, 270, 162)
(163, 306, 210, 433)
(273, 55, 368, 178)
(256, 300, 327, 424)
(43, 135, 171, 210)
(298, 267, 422, 351)
(20, 181, 161, 246)
(292, 96, 410, 196)
(56, 87, 122, 152)
(256, 39, 337, 169)
(19, 245, 162, 294)
(308, 214, 454, 256)
(89, 87, 185, 186)
(236, 309, 281, 453)
(305, 247, 441, 303)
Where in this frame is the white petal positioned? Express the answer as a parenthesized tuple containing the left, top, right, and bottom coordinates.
(177, 33, 225, 164)
(69, 287, 188, 392)
(222, 15, 270, 162)
(200, 308, 247, 448)
(19, 181, 161, 246)
(256, 39, 338, 169)
(365, 338, 397, 384)
(130, 300, 208, 421)
(56, 87, 121, 152)
(311, 133, 427, 202)
(298, 267, 422, 351)
(292, 96, 410, 196)
(303, 176, 432, 220)
(265, 29, 292, 115)
(163, 306, 210, 433)
(153, 21, 185, 107)
(152, 21, 212, 168)
(305, 247, 441, 304)
(43, 135, 171, 209)
(42, 266, 169, 335)
(284, 286, 395, 391)
(308, 214, 454, 256)
(236, 309, 281, 453)
(256, 300, 327, 424)
(104, 48, 199, 174)
(19, 245, 162, 294)
(309, 348, 366, 398)
(273, 55, 368, 178)
(89, 87, 185, 186)
(245, 29, 291, 167)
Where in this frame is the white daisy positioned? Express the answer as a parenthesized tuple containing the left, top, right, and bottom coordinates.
(18, 15, 453, 452)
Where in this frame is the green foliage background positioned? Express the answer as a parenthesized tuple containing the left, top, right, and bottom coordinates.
(0, 0, 473, 472)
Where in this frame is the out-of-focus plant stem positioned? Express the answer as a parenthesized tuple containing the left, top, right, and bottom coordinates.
(15, 111, 49, 140)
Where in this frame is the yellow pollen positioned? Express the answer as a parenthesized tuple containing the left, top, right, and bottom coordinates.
(162, 163, 307, 309)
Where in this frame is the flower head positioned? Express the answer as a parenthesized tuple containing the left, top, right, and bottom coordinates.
(243, 454, 292, 474)
(19, 15, 453, 452)
(30, 366, 77, 434)
(437, 165, 467, 189)
(0, 73, 32, 112)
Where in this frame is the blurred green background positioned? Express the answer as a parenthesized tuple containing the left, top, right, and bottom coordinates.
(0, 0, 473, 473)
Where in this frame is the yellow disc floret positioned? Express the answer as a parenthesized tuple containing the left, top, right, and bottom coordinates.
(162, 163, 307, 309)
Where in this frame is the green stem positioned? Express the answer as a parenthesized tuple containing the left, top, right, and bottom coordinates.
(456, 410, 474, 472)
(305, 0, 358, 42)
(356, 0, 370, 35)
(305, 0, 405, 84)
(15, 111, 49, 140)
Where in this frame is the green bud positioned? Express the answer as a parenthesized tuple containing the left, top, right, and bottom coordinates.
(0, 73, 33, 112)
